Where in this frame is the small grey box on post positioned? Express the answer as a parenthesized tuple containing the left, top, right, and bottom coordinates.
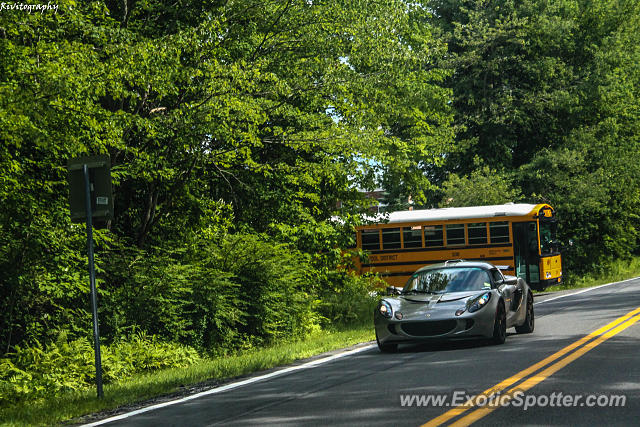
(67, 154, 113, 228)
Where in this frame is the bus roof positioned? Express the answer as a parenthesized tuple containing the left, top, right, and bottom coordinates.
(364, 203, 548, 224)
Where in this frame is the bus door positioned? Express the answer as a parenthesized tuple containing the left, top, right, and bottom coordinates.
(512, 222, 540, 286)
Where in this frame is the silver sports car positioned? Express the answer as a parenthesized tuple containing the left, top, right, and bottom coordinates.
(374, 260, 534, 352)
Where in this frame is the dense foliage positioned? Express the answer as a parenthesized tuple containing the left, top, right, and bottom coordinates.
(428, 0, 640, 273)
(0, 331, 199, 404)
(1, 0, 639, 403)
(0, 0, 451, 357)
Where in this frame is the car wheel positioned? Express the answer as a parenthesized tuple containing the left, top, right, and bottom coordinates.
(515, 291, 535, 334)
(376, 331, 398, 353)
(491, 303, 507, 345)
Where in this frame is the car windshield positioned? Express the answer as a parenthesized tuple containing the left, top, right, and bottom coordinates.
(403, 267, 492, 294)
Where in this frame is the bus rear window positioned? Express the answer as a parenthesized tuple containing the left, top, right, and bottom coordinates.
(490, 222, 509, 243)
(403, 227, 423, 248)
(424, 225, 443, 247)
(382, 228, 401, 250)
(468, 222, 487, 245)
(446, 224, 465, 245)
(361, 229, 380, 251)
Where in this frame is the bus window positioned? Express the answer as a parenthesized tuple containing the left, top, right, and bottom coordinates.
(490, 222, 509, 243)
(403, 227, 423, 248)
(468, 222, 487, 245)
(446, 224, 465, 246)
(361, 229, 380, 251)
(540, 221, 558, 255)
(424, 225, 444, 247)
(382, 228, 401, 250)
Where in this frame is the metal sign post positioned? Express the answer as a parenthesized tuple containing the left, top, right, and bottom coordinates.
(83, 163, 103, 398)
(67, 154, 112, 399)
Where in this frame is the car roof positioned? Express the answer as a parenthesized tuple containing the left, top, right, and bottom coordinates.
(413, 261, 497, 274)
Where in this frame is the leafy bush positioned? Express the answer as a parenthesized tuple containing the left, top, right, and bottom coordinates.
(100, 246, 244, 350)
(100, 232, 321, 353)
(316, 272, 379, 328)
(0, 331, 199, 405)
(192, 233, 321, 349)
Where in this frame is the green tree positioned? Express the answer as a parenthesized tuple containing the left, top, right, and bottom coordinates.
(429, 0, 584, 173)
(439, 165, 523, 207)
(0, 0, 454, 354)
(0, 1, 119, 352)
(429, 0, 640, 272)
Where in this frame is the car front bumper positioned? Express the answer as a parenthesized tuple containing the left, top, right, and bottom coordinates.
(374, 308, 496, 346)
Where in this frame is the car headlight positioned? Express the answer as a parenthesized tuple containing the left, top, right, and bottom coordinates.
(467, 292, 492, 313)
(378, 300, 393, 318)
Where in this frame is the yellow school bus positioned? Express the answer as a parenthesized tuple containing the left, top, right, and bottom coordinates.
(355, 203, 562, 290)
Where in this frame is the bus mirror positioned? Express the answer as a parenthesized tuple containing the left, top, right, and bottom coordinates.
(559, 239, 574, 252)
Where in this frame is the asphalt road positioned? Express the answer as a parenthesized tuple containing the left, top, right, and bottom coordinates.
(91, 278, 640, 426)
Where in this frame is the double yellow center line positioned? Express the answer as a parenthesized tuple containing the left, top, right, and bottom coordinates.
(422, 306, 640, 427)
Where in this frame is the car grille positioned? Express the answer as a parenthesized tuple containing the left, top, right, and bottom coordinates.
(401, 320, 457, 337)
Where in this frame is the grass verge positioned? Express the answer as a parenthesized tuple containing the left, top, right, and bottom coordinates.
(544, 256, 640, 292)
(0, 326, 374, 426)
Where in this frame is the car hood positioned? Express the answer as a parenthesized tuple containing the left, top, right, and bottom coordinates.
(393, 290, 490, 316)
(400, 290, 485, 304)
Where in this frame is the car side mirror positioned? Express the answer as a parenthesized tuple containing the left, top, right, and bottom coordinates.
(499, 275, 518, 289)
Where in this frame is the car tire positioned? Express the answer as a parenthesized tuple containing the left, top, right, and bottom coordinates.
(515, 291, 535, 334)
(376, 331, 398, 353)
(491, 303, 507, 345)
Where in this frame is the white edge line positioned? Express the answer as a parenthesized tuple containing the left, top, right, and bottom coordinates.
(82, 343, 376, 426)
(534, 276, 640, 305)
